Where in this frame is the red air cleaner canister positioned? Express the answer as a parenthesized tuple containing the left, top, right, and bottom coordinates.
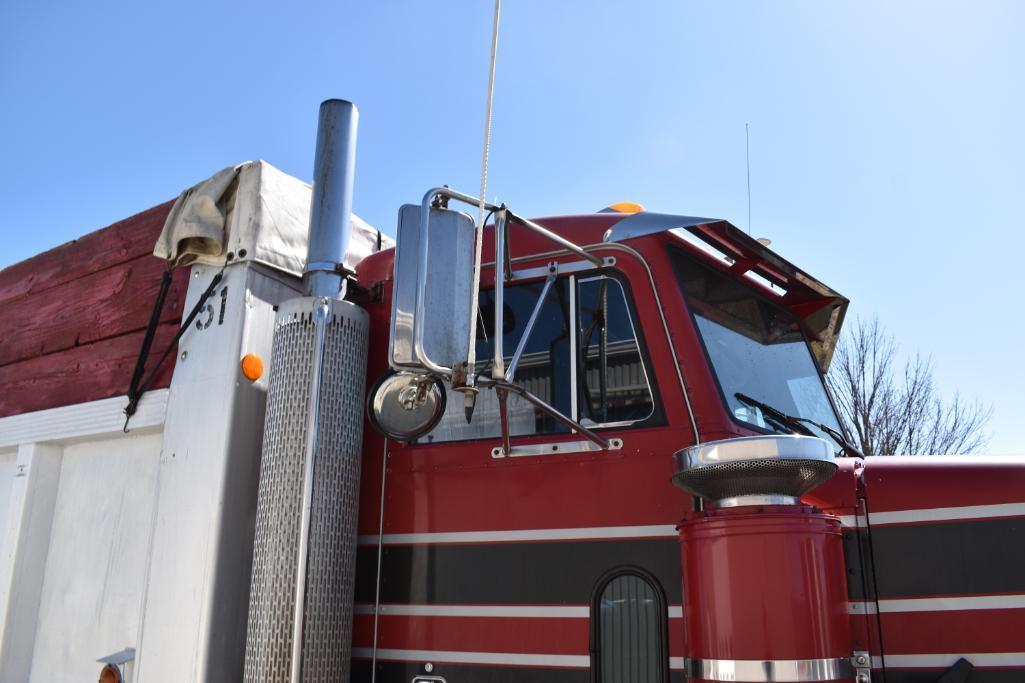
(679, 504, 852, 682)
(670, 435, 853, 682)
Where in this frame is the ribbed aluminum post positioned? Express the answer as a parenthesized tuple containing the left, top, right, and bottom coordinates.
(243, 296, 369, 682)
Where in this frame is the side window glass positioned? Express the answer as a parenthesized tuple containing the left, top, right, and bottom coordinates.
(577, 277, 654, 426)
(593, 572, 667, 683)
(422, 278, 571, 442)
(421, 273, 656, 443)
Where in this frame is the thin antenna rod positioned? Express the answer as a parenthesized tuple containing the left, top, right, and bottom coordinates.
(745, 122, 752, 236)
(464, 0, 501, 404)
(478, 0, 501, 229)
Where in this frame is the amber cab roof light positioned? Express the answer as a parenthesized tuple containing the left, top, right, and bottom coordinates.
(599, 201, 645, 214)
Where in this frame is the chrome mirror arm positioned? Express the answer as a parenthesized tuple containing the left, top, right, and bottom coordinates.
(482, 377, 611, 452)
(506, 210, 603, 267)
(404, 186, 612, 454)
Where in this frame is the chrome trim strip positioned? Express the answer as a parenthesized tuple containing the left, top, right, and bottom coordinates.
(836, 514, 864, 528)
(370, 439, 390, 683)
(685, 656, 853, 682)
(290, 297, 331, 683)
(568, 274, 578, 421)
(352, 647, 591, 668)
(879, 594, 1025, 613)
(353, 648, 687, 670)
(850, 593, 1025, 617)
(355, 604, 590, 617)
(492, 209, 507, 380)
(868, 502, 1025, 526)
(506, 256, 615, 282)
(353, 602, 686, 618)
(356, 523, 678, 546)
(885, 652, 1025, 668)
(712, 494, 799, 508)
(491, 437, 623, 459)
(848, 601, 878, 615)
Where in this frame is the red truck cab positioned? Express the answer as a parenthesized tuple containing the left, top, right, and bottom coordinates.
(341, 203, 1025, 682)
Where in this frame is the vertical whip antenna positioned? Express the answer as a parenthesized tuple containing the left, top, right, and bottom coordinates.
(745, 122, 752, 236)
(464, 0, 502, 402)
(479, 0, 501, 229)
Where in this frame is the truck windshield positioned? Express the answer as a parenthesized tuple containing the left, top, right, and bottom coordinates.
(669, 246, 843, 444)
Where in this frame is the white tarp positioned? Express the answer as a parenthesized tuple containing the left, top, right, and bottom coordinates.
(154, 160, 392, 275)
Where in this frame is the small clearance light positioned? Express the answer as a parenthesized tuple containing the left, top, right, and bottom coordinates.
(600, 201, 645, 214)
(241, 353, 264, 382)
(98, 663, 123, 683)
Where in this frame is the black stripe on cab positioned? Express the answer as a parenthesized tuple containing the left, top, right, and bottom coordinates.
(353, 538, 682, 605)
(870, 517, 1025, 598)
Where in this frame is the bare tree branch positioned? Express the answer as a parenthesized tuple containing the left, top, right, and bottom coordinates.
(826, 317, 991, 455)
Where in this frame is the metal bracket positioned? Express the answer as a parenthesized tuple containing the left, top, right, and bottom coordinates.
(851, 651, 871, 683)
(506, 256, 616, 283)
(492, 437, 623, 459)
(304, 260, 353, 276)
(506, 263, 558, 383)
(399, 186, 625, 457)
(97, 648, 136, 666)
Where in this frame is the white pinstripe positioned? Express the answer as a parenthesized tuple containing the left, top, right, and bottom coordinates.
(357, 524, 678, 546)
(354, 603, 684, 618)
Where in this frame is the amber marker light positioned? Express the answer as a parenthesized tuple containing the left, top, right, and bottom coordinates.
(601, 201, 645, 214)
(241, 353, 264, 381)
(98, 664, 123, 683)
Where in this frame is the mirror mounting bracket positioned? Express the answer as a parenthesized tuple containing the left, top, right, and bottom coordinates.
(389, 186, 618, 452)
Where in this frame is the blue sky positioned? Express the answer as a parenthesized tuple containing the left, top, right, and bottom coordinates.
(2, 1, 1022, 453)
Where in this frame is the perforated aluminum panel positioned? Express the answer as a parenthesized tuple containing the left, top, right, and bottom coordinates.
(244, 296, 369, 682)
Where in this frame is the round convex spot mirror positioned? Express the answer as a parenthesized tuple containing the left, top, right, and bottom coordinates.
(367, 371, 447, 442)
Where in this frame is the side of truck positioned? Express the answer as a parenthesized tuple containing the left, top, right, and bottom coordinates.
(0, 101, 1022, 683)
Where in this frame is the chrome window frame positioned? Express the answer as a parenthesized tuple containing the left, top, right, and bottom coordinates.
(575, 274, 657, 429)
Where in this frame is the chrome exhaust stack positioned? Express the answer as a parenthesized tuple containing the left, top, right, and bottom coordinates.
(306, 100, 359, 299)
(244, 100, 369, 683)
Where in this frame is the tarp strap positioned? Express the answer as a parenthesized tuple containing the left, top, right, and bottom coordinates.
(123, 266, 224, 432)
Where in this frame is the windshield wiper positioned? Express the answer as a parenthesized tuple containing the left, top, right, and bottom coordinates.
(735, 392, 863, 458)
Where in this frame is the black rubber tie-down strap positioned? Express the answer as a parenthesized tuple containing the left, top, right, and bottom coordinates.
(123, 267, 224, 431)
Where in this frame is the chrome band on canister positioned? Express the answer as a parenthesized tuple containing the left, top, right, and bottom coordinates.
(684, 656, 854, 682)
